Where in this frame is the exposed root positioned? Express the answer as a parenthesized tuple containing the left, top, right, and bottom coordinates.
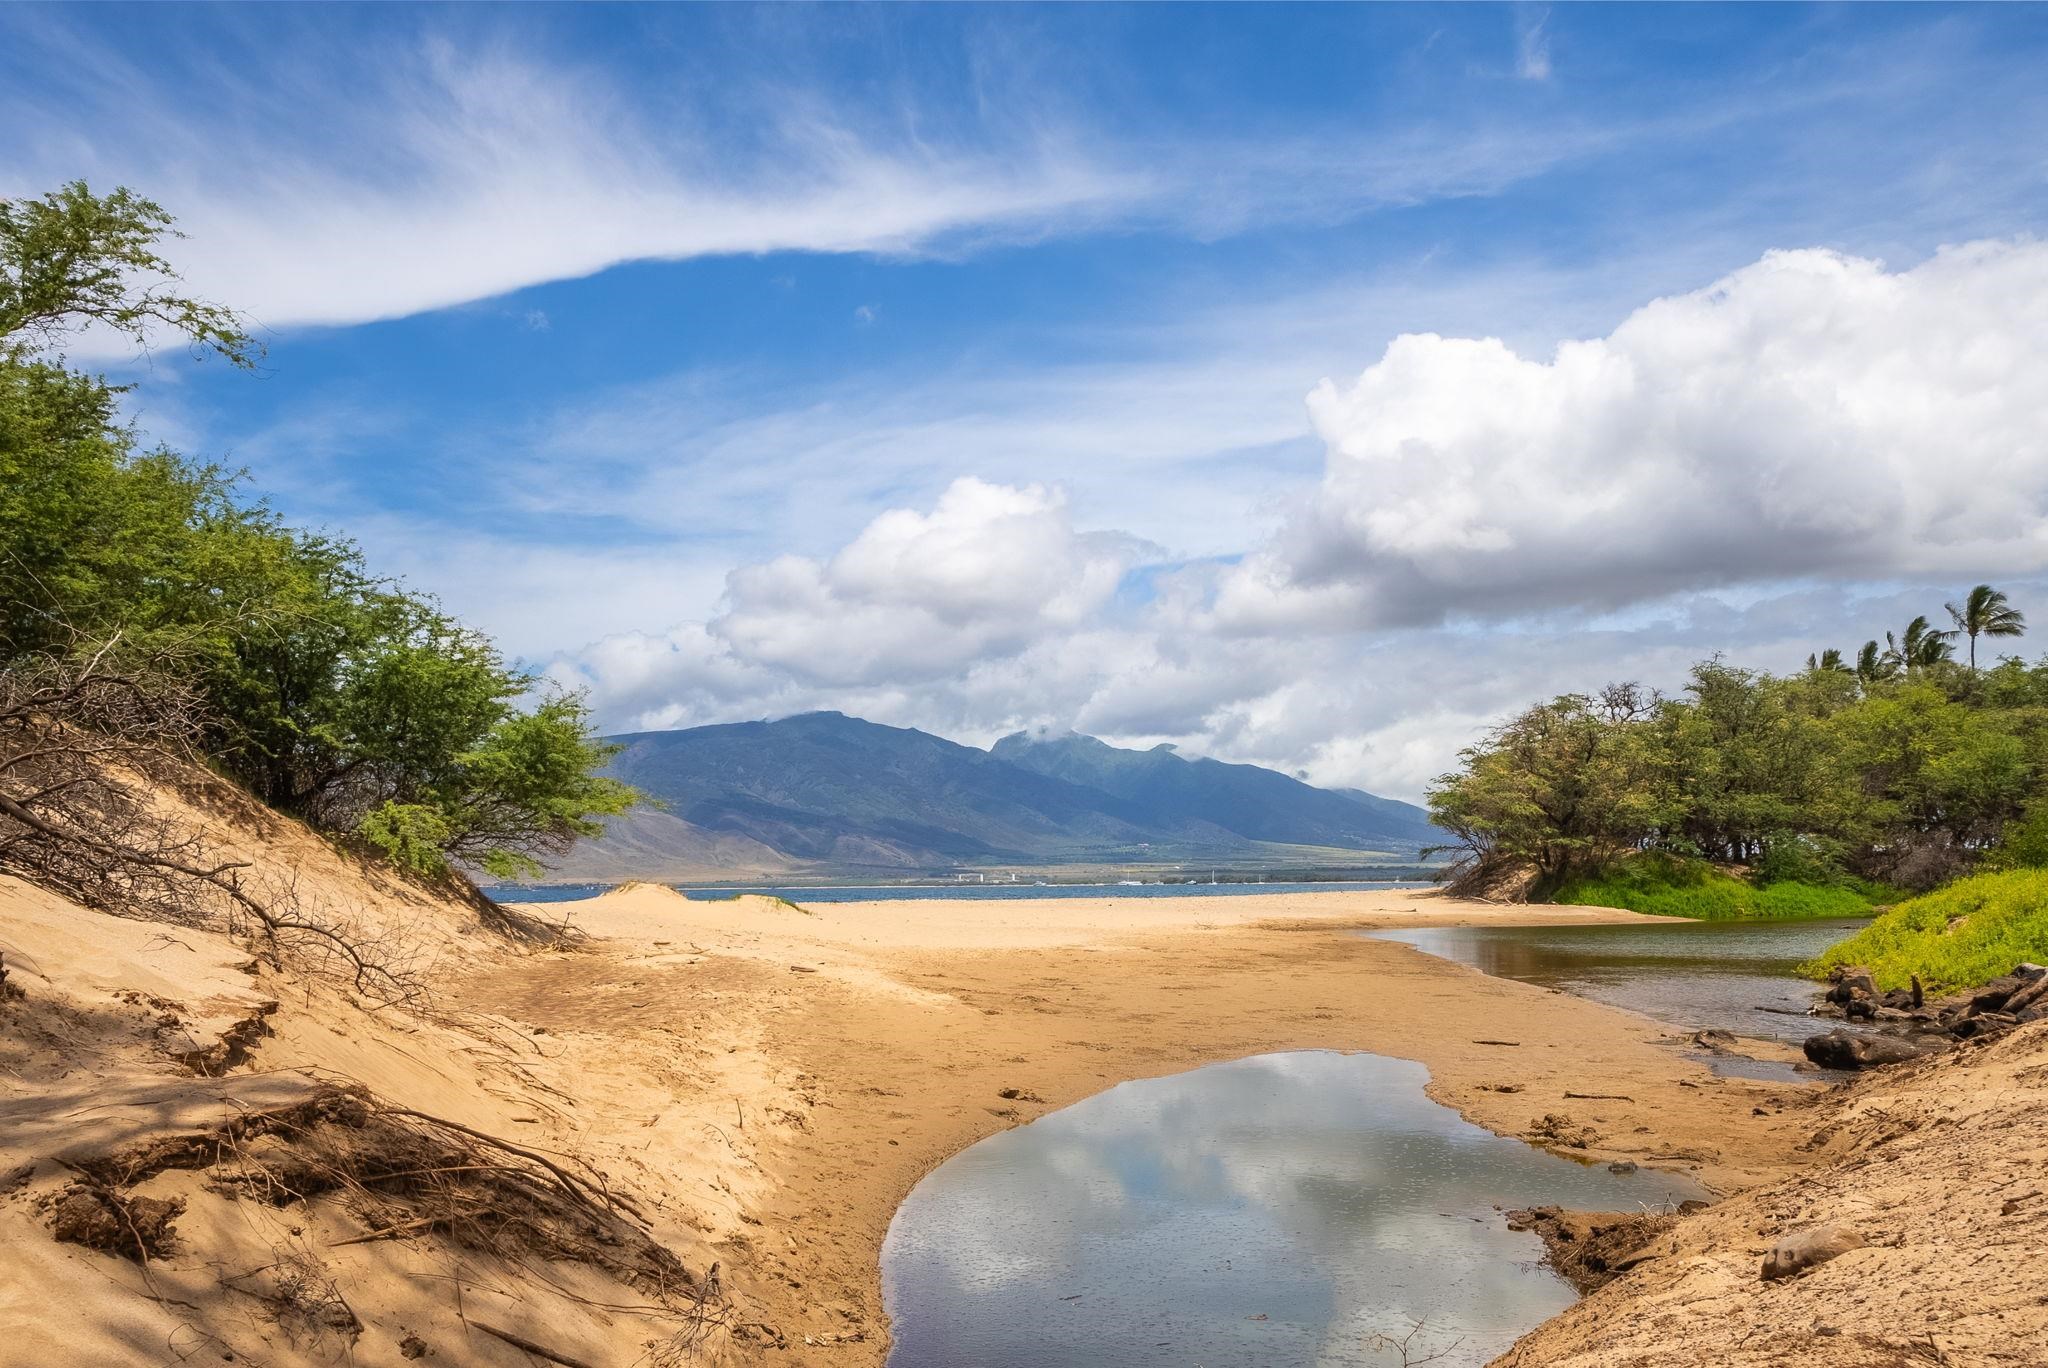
(63, 1085, 695, 1300)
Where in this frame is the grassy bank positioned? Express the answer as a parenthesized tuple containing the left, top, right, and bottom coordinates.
(1553, 856, 1882, 921)
(1803, 869, 2048, 991)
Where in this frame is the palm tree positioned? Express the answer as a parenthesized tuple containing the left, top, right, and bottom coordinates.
(1806, 648, 1850, 674)
(1946, 584, 2027, 670)
(1855, 640, 1898, 686)
(1884, 615, 1956, 672)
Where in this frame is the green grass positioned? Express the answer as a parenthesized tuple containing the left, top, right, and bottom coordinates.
(1801, 868, 2048, 992)
(1552, 854, 1881, 921)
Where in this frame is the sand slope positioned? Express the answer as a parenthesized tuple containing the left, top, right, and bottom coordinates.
(6, 827, 2043, 1367)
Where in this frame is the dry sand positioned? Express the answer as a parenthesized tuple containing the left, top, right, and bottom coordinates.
(6, 849, 2042, 1368)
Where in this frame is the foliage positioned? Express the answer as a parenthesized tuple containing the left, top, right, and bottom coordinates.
(1431, 599, 2044, 900)
(1, 182, 635, 879)
(1948, 584, 2027, 671)
(1985, 796, 2048, 872)
(1552, 854, 1880, 921)
(1802, 869, 2048, 991)
(1, 180, 255, 368)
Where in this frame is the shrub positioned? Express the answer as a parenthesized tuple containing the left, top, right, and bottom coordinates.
(1802, 869, 2048, 991)
(1552, 853, 1879, 920)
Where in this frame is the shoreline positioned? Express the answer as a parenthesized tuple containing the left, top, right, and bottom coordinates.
(454, 886, 1826, 1364)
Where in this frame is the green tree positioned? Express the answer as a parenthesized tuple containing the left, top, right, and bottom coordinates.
(1946, 584, 2027, 670)
(2, 180, 254, 367)
(1428, 694, 1661, 886)
(1885, 615, 1956, 672)
(1855, 639, 1898, 687)
(1806, 647, 1850, 674)
(2, 182, 636, 881)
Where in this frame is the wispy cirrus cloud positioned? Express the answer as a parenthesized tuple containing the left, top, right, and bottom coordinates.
(2, 8, 1657, 341)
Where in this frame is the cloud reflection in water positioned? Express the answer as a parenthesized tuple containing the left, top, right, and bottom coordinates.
(883, 1051, 1699, 1368)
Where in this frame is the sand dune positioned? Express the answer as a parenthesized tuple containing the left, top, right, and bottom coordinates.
(5, 824, 2043, 1366)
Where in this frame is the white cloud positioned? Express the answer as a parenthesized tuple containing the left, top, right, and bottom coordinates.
(0, 12, 1653, 344)
(1217, 239, 2048, 633)
(537, 241, 2048, 800)
(1515, 9, 1553, 81)
(713, 478, 1148, 686)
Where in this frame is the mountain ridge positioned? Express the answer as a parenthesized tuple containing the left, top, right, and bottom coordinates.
(548, 711, 1435, 880)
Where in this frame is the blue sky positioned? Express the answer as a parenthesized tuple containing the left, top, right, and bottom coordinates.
(7, 3, 2048, 798)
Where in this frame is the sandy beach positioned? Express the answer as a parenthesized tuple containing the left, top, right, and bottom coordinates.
(11, 857, 2041, 1368)
(451, 884, 1825, 1363)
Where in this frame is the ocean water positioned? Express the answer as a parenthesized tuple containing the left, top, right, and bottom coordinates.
(490, 879, 1421, 905)
(882, 1050, 1702, 1368)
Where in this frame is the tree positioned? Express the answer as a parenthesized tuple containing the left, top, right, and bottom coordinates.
(2, 182, 636, 883)
(1946, 584, 2027, 670)
(1, 181, 254, 367)
(1807, 648, 1850, 674)
(1427, 693, 1661, 887)
(1885, 615, 1956, 672)
(1855, 640, 1898, 687)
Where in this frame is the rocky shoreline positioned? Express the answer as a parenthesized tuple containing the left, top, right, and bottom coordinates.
(1801, 960, 2047, 1070)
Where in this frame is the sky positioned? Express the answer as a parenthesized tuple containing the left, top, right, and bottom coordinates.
(7, 2, 2048, 801)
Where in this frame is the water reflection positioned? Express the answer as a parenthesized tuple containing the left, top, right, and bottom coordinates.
(882, 1051, 1699, 1368)
(1371, 919, 1868, 1044)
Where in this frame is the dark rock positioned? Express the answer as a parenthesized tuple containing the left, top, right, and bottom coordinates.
(2004, 974, 2048, 1017)
(1802, 1030, 1927, 1070)
(1949, 1013, 2019, 1040)
(1825, 967, 1876, 1005)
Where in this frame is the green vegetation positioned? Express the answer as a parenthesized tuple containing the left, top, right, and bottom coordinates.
(1804, 870, 2048, 991)
(1431, 621, 2045, 904)
(2, 182, 634, 880)
(1553, 854, 1883, 921)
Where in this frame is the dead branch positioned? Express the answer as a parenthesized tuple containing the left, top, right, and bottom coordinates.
(469, 1320, 595, 1368)
(0, 636, 427, 1008)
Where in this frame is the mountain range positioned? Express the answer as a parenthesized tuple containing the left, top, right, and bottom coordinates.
(536, 711, 1437, 882)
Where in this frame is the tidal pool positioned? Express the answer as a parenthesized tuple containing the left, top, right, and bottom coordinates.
(881, 1051, 1701, 1368)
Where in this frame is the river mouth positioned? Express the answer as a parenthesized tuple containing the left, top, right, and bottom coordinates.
(1371, 917, 1870, 1082)
(880, 1050, 1701, 1368)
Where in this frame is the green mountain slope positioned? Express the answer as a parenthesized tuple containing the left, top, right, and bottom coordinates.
(580, 712, 1433, 875)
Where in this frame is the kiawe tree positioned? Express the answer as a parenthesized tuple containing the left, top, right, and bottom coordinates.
(1947, 584, 2027, 670)
(1, 181, 635, 884)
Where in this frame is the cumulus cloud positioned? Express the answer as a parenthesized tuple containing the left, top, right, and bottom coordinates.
(539, 241, 2048, 799)
(546, 478, 1151, 710)
(1217, 240, 2048, 632)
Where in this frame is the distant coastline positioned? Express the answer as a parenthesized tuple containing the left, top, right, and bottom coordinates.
(489, 871, 1442, 903)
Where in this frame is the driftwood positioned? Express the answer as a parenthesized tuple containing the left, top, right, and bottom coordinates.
(469, 1320, 596, 1368)
(1564, 1092, 1635, 1101)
